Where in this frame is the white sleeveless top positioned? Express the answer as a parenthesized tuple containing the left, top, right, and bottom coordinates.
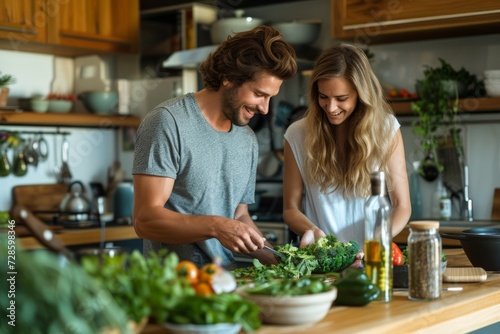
(284, 116, 400, 245)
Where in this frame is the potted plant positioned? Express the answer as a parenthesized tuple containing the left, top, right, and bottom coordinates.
(411, 58, 470, 181)
(0, 72, 16, 107)
(415, 58, 481, 98)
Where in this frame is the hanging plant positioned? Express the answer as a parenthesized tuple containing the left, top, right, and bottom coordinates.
(410, 59, 467, 181)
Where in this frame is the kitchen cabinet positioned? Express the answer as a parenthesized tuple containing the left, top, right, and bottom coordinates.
(331, 0, 500, 44)
(0, 111, 141, 128)
(140, 0, 303, 11)
(47, 0, 139, 54)
(0, 0, 46, 44)
(0, 0, 139, 56)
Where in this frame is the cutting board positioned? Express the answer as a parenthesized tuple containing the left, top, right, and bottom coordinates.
(12, 184, 68, 212)
(443, 267, 488, 282)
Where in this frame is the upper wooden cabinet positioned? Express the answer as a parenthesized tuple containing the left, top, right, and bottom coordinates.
(47, 0, 139, 54)
(0, 0, 139, 56)
(0, 0, 46, 44)
(332, 0, 500, 44)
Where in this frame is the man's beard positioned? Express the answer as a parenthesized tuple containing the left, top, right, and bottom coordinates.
(221, 85, 249, 127)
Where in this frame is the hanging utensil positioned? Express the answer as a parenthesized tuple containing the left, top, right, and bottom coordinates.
(36, 134, 49, 162)
(59, 135, 72, 184)
(23, 136, 37, 166)
(0, 144, 11, 177)
(13, 143, 28, 177)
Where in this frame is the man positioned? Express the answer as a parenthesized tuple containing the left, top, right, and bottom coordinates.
(132, 26, 298, 269)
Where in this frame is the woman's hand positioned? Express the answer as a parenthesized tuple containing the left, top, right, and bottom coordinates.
(349, 251, 365, 269)
(299, 228, 326, 248)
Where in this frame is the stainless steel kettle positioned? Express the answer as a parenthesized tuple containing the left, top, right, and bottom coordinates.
(59, 181, 92, 221)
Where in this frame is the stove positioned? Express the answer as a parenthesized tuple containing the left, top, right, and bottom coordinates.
(33, 210, 126, 229)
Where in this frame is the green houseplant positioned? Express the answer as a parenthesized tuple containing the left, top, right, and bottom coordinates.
(0, 72, 16, 107)
(411, 58, 469, 180)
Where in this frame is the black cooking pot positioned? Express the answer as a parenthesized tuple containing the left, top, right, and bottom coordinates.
(440, 228, 500, 271)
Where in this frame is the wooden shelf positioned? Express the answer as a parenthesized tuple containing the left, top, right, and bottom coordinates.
(0, 111, 141, 128)
(391, 96, 500, 116)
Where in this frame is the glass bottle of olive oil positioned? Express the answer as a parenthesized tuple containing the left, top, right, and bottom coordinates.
(364, 171, 393, 302)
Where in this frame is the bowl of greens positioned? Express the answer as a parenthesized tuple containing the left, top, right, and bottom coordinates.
(233, 234, 360, 281)
(237, 276, 337, 325)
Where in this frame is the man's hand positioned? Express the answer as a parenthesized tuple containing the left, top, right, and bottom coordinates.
(216, 219, 266, 254)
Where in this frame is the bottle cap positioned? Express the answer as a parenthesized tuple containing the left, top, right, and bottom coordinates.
(409, 221, 440, 230)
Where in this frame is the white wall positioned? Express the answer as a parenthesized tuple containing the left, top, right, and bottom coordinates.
(0, 125, 117, 211)
(0, 51, 119, 211)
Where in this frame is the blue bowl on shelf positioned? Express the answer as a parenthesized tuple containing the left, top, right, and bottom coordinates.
(79, 91, 118, 115)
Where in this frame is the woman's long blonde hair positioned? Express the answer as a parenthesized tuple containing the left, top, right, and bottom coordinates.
(304, 43, 396, 198)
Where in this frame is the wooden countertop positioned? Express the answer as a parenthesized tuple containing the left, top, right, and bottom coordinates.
(18, 225, 139, 250)
(142, 248, 500, 334)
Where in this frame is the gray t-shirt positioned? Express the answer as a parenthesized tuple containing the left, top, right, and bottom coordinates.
(132, 93, 258, 270)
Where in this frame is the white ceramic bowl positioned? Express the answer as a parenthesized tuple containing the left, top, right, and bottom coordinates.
(237, 286, 337, 325)
(48, 100, 73, 113)
(484, 70, 500, 80)
(30, 99, 49, 113)
(272, 21, 321, 45)
(485, 80, 500, 97)
(210, 15, 264, 44)
(163, 322, 241, 334)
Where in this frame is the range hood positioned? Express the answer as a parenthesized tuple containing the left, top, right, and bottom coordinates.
(162, 44, 320, 69)
(162, 45, 218, 69)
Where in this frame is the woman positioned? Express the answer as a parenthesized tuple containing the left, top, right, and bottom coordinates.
(283, 44, 411, 263)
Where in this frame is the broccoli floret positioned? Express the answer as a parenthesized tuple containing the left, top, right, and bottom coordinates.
(312, 238, 360, 273)
(314, 234, 338, 249)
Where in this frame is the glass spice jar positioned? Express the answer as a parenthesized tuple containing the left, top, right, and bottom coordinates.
(408, 221, 442, 301)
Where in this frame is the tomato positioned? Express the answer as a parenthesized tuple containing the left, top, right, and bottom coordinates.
(399, 89, 409, 98)
(392, 242, 404, 266)
(199, 263, 219, 284)
(389, 89, 398, 98)
(193, 282, 214, 296)
(176, 260, 199, 285)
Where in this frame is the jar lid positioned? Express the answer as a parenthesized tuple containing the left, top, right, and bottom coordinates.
(409, 221, 440, 230)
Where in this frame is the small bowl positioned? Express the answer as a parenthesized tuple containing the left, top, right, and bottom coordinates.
(163, 322, 241, 334)
(30, 99, 49, 113)
(48, 100, 73, 113)
(484, 70, 500, 80)
(272, 21, 321, 45)
(484, 80, 500, 97)
(237, 286, 337, 325)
